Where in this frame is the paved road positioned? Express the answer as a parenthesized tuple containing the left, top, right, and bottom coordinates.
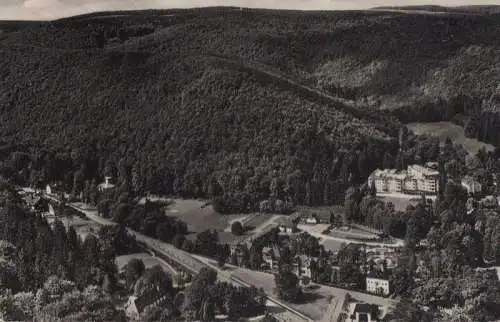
(193, 254, 312, 322)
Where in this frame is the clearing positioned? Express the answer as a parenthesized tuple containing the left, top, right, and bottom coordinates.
(165, 199, 275, 243)
(406, 121, 495, 155)
(164, 199, 247, 233)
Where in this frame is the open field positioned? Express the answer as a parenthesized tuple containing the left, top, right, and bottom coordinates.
(406, 122, 495, 155)
(166, 199, 276, 244)
(115, 253, 177, 276)
(165, 199, 247, 233)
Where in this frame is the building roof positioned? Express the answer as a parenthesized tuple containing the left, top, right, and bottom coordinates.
(98, 182, 116, 189)
(275, 216, 296, 228)
(462, 175, 480, 185)
(408, 164, 439, 176)
(353, 303, 379, 316)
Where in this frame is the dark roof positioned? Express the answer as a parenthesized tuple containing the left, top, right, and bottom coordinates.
(353, 303, 379, 315)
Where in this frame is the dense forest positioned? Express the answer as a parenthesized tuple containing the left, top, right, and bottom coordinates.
(0, 8, 498, 212)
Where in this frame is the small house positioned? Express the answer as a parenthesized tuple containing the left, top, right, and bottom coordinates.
(262, 244, 281, 271)
(461, 176, 482, 195)
(125, 285, 171, 320)
(276, 213, 301, 233)
(45, 184, 58, 195)
(98, 176, 116, 192)
(350, 303, 380, 322)
(305, 216, 319, 225)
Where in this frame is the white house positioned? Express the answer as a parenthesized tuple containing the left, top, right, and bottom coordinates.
(461, 176, 482, 194)
(45, 184, 58, 195)
(306, 217, 318, 225)
(98, 176, 116, 192)
(366, 275, 390, 296)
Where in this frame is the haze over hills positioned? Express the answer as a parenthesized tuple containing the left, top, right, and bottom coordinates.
(0, 7, 499, 211)
(1, 0, 500, 20)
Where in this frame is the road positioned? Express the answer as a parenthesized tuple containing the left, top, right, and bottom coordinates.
(193, 254, 312, 322)
(297, 224, 404, 248)
(41, 192, 311, 321)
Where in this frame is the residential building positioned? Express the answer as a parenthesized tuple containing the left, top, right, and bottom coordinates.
(262, 244, 281, 270)
(461, 176, 482, 194)
(125, 285, 171, 320)
(276, 214, 300, 233)
(366, 272, 390, 296)
(367, 164, 439, 195)
(305, 216, 318, 225)
(350, 303, 380, 322)
(45, 184, 58, 195)
(98, 176, 116, 192)
(291, 255, 313, 278)
(330, 265, 342, 284)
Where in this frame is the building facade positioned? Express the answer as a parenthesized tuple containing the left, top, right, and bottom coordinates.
(461, 176, 482, 194)
(365, 277, 390, 296)
(368, 164, 439, 195)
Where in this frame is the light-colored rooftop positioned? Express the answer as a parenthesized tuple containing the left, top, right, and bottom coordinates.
(408, 164, 439, 176)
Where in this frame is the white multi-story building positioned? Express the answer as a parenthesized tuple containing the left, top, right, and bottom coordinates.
(368, 164, 439, 195)
(366, 276, 390, 296)
(461, 176, 482, 194)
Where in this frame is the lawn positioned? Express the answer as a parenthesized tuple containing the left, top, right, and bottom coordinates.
(406, 121, 495, 155)
(164, 200, 277, 245)
(164, 199, 247, 234)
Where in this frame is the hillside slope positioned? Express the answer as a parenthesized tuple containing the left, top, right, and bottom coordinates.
(0, 8, 498, 211)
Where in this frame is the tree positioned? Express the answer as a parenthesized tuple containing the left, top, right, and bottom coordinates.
(125, 259, 145, 291)
(231, 221, 244, 236)
(274, 266, 301, 302)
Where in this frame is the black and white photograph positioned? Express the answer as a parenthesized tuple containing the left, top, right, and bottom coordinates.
(0, 1, 499, 321)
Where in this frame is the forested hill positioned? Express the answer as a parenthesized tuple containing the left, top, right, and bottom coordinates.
(0, 8, 498, 212)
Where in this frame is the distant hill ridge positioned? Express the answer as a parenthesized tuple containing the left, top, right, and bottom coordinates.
(0, 7, 498, 209)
